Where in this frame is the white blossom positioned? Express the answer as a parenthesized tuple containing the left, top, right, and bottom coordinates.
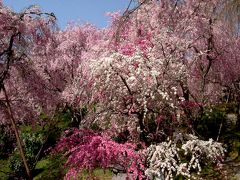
(144, 134, 225, 180)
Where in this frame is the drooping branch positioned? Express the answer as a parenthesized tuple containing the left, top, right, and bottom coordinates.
(0, 33, 20, 85)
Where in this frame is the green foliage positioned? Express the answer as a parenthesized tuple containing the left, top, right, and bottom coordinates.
(7, 108, 76, 179)
(54, 109, 72, 129)
(34, 154, 66, 180)
(0, 159, 11, 180)
(112, 129, 130, 143)
(35, 109, 77, 153)
(59, 106, 88, 128)
(9, 153, 27, 179)
(91, 169, 112, 178)
(21, 131, 44, 159)
(223, 130, 240, 160)
(219, 103, 238, 114)
(196, 107, 226, 140)
(8, 127, 45, 179)
(90, 122, 102, 131)
(34, 155, 113, 180)
(174, 175, 185, 180)
(194, 163, 221, 179)
(78, 169, 113, 180)
(0, 125, 14, 159)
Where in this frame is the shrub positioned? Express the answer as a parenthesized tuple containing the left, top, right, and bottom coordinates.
(144, 133, 225, 180)
(0, 125, 15, 159)
(196, 107, 226, 140)
(9, 128, 44, 179)
(53, 128, 146, 180)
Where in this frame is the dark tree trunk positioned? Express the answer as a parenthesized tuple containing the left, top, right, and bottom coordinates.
(2, 85, 32, 180)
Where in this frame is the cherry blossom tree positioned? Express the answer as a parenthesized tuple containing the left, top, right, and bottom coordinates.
(62, 0, 208, 139)
(0, 4, 58, 124)
(1, 0, 238, 179)
(0, 3, 57, 178)
(69, 0, 240, 139)
(54, 128, 146, 180)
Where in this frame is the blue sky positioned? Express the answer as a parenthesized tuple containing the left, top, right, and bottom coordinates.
(3, 0, 131, 29)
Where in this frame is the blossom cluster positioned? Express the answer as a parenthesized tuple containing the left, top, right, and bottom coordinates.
(144, 133, 225, 180)
(54, 130, 225, 180)
(54, 128, 146, 180)
(85, 50, 186, 139)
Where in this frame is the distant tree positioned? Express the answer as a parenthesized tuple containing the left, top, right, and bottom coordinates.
(220, 0, 240, 35)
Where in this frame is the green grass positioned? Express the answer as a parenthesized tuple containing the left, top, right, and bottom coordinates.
(35, 158, 50, 169)
(0, 159, 11, 180)
(34, 154, 66, 180)
(78, 169, 113, 180)
(34, 156, 113, 180)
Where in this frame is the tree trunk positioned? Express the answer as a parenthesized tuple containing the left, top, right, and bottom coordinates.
(236, 101, 240, 130)
(2, 85, 32, 180)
